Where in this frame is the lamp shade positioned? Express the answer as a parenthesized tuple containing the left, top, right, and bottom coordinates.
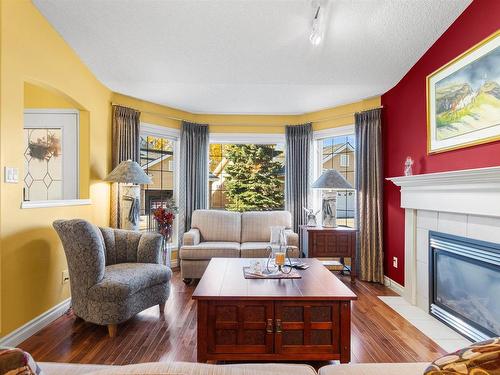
(104, 160, 152, 184)
(312, 169, 353, 190)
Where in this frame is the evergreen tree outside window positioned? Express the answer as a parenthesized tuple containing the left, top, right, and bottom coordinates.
(209, 143, 285, 211)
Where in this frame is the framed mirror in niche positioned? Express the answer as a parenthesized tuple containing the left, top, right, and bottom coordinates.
(23, 109, 82, 206)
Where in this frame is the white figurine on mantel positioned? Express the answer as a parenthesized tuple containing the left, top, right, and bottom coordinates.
(404, 156, 414, 176)
(303, 207, 320, 227)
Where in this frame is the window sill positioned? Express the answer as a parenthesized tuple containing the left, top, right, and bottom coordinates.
(21, 199, 92, 209)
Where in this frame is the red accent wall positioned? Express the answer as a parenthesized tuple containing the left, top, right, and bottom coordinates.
(381, 0, 500, 285)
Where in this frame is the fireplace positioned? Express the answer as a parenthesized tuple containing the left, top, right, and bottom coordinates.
(429, 231, 500, 342)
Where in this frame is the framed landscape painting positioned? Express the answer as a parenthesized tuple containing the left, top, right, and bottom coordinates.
(427, 31, 500, 154)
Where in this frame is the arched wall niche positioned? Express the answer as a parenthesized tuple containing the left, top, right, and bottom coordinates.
(23, 81, 90, 200)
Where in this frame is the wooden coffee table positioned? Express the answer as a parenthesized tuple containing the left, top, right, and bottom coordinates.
(192, 258, 357, 363)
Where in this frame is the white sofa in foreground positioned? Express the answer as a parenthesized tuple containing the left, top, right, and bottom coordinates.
(39, 361, 430, 375)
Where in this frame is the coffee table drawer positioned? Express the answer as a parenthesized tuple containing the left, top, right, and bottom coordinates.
(274, 301, 340, 355)
(207, 300, 274, 355)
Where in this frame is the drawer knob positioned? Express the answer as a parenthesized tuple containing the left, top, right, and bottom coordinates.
(275, 319, 282, 333)
(266, 319, 273, 333)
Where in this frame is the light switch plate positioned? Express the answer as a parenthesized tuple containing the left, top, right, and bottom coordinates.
(4, 167, 19, 183)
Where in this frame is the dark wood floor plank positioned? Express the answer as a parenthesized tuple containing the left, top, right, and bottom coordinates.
(18, 269, 446, 366)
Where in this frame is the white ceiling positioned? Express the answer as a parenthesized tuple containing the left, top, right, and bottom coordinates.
(33, 0, 471, 115)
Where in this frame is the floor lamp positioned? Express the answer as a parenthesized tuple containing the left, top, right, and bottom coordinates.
(105, 160, 152, 231)
(312, 169, 353, 228)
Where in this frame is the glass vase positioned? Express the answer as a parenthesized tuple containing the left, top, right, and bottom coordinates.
(162, 236, 172, 267)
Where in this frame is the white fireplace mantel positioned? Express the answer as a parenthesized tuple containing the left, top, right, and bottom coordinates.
(387, 166, 500, 218)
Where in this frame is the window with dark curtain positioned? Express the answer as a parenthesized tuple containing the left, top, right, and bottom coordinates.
(139, 134, 176, 242)
(320, 135, 356, 227)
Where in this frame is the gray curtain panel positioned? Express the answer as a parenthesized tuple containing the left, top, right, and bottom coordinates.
(355, 108, 384, 283)
(178, 121, 209, 246)
(285, 123, 312, 233)
(110, 105, 141, 228)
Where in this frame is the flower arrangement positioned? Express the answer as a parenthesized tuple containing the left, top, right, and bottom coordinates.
(153, 206, 176, 240)
(28, 133, 61, 161)
(152, 200, 177, 266)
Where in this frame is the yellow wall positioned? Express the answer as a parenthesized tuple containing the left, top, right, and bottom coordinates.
(111, 92, 194, 130)
(111, 94, 381, 135)
(194, 97, 381, 133)
(0, 0, 381, 338)
(0, 0, 112, 336)
(302, 97, 381, 130)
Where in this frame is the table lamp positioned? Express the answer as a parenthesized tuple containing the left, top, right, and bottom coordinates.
(105, 160, 152, 230)
(312, 169, 353, 227)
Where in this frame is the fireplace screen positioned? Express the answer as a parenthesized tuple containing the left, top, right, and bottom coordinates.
(429, 232, 500, 341)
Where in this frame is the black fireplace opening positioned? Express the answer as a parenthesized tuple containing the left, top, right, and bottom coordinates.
(429, 231, 500, 342)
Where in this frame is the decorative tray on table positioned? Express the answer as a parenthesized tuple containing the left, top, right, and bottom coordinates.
(242, 266, 302, 279)
(243, 266, 302, 279)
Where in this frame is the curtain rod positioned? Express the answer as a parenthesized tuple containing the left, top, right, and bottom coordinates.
(111, 103, 383, 126)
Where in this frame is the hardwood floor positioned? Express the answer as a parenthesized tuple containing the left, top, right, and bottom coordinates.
(19, 269, 445, 366)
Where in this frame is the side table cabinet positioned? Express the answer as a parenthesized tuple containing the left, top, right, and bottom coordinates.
(300, 226, 357, 283)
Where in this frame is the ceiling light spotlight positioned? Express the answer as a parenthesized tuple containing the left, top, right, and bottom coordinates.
(310, 3, 324, 46)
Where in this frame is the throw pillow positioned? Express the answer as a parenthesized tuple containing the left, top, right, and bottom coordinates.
(424, 337, 500, 375)
(0, 347, 43, 375)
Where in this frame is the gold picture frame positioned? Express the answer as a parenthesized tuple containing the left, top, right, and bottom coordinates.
(427, 30, 500, 154)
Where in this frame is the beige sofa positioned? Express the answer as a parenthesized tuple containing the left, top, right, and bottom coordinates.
(180, 210, 300, 281)
(39, 361, 430, 375)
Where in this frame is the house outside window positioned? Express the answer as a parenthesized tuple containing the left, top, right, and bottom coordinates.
(317, 134, 356, 227)
(139, 126, 179, 245)
(209, 143, 285, 211)
(340, 154, 349, 167)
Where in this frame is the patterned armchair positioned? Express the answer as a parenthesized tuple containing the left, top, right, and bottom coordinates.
(53, 219, 172, 337)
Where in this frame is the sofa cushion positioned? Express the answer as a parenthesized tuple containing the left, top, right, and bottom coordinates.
(318, 363, 429, 375)
(242, 243, 301, 257)
(191, 210, 241, 242)
(240, 242, 272, 258)
(241, 211, 292, 242)
(86, 361, 317, 375)
(88, 263, 171, 302)
(240, 243, 300, 258)
(180, 242, 240, 260)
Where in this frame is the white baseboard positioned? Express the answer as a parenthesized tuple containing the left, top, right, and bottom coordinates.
(0, 298, 71, 347)
(384, 276, 405, 296)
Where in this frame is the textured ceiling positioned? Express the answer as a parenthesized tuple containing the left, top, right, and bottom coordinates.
(33, 0, 471, 114)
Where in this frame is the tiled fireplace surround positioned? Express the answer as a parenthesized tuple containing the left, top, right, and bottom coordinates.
(388, 166, 500, 329)
(413, 210, 500, 311)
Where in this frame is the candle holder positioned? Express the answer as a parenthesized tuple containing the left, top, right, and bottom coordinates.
(266, 244, 293, 274)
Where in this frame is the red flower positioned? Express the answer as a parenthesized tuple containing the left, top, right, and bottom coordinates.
(153, 206, 176, 241)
